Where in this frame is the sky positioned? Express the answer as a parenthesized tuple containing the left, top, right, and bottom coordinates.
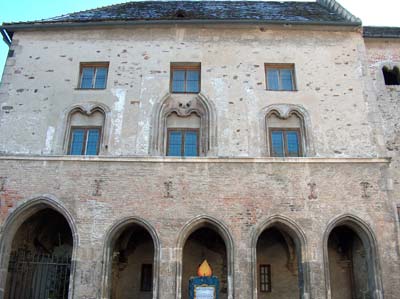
(1, 0, 400, 77)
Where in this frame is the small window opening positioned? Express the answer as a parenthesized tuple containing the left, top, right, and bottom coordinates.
(140, 264, 153, 292)
(260, 264, 272, 292)
(175, 10, 186, 18)
(382, 66, 400, 85)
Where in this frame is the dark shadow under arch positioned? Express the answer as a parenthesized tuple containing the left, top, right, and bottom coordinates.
(323, 214, 383, 299)
(176, 215, 234, 299)
(100, 217, 160, 299)
(251, 215, 310, 299)
(0, 196, 78, 299)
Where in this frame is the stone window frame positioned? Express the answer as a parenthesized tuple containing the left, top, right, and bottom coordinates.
(77, 62, 109, 90)
(322, 214, 384, 299)
(269, 127, 302, 157)
(265, 63, 297, 91)
(68, 126, 102, 155)
(150, 92, 217, 156)
(170, 62, 201, 94)
(62, 102, 111, 155)
(261, 104, 314, 157)
(166, 127, 200, 156)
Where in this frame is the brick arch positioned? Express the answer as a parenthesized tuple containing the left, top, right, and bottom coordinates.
(323, 214, 383, 299)
(60, 102, 111, 155)
(100, 216, 161, 299)
(150, 92, 218, 156)
(0, 195, 78, 299)
(251, 215, 310, 299)
(175, 215, 234, 299)
(260, 103, 315, 157)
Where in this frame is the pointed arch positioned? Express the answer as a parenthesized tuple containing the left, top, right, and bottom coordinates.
(150, 92, 217, 156)
(61, 102, 111, 155)
(323, 214, 383, 299)
(260, 104, 314, 157)
(176, 215, 234, 299)
(100, 216, 160, 299)
(0, 195, 78, 299)
(251, 215, 310, 299)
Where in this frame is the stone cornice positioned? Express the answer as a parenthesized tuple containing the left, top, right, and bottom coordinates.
(0, 155, 390, 164)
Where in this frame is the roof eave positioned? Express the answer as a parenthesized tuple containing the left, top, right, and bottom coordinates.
(0, 18, 362, 42)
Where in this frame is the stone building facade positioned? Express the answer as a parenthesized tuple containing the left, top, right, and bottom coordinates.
(0, 1, 399, 299)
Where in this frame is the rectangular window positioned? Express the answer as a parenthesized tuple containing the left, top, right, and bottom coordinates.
(270, 128, 301, 157)
(69, 127, 101, 155)
(260, 264, 271, 292)
(79, 62, 109, 89)
(140, 264, 153, 292)
(265, 64, 296, 91)
(171, 63, 201, 93)
(167, 129, 199, 156)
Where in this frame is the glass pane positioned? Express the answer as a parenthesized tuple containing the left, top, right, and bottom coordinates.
(186, 70, 199, 81)
(186, 80, 199, 93)
(286, 131, 300, 157)
(168, 131, 182, 156)
(80, 67, 94, 88)
(187, 70, 200, 92)
(172, 80, 185, 92)
(86, 129, 100, 155)
(271, 131, 284, 157)
(173, 70, 185, 81)
(267, 69, 279, 90)
(70, 129, 85, 155)
(94, 67, 108, 89)
(281, 69, 294, 91)
(184, 131, 198, 156)
(172, 70, 185, 92)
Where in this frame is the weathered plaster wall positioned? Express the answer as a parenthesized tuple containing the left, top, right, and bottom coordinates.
(363, 39, 400, 293)
(0, 25, 377, 157)
(0, 157, 397, 299)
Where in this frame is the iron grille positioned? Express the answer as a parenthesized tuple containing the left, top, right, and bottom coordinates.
(7, 250, 71, 299)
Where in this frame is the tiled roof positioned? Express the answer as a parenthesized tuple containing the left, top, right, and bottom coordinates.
(363, 26, 400, 38)
(3, 1, 357, 26)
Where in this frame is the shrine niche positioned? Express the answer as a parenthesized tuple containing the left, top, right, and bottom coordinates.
(189, 260, 220, 299)
(182, 227, 227, 299)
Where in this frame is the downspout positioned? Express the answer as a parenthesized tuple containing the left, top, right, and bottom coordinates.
(1, 29, 12, 47)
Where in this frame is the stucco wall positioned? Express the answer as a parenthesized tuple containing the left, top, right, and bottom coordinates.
(0, 25, 378, 157)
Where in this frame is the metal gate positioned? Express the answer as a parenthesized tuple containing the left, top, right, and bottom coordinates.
(6, 250, 71, 299)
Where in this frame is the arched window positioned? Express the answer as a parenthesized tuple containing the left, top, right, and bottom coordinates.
(63, 103, 110, 155)
(151, 93, 217, 157)
(264, 105, 311, 157)
(382, 66, 400, 85)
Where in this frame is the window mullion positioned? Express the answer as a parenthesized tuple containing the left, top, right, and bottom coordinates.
(283, 130, 288, 157)
(92, 68, 97, 88)
(278, 69, 282, 90)
(184, 70, 187, 93)
(182, 131, 185, 156)
(83, 129, 89, 155)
